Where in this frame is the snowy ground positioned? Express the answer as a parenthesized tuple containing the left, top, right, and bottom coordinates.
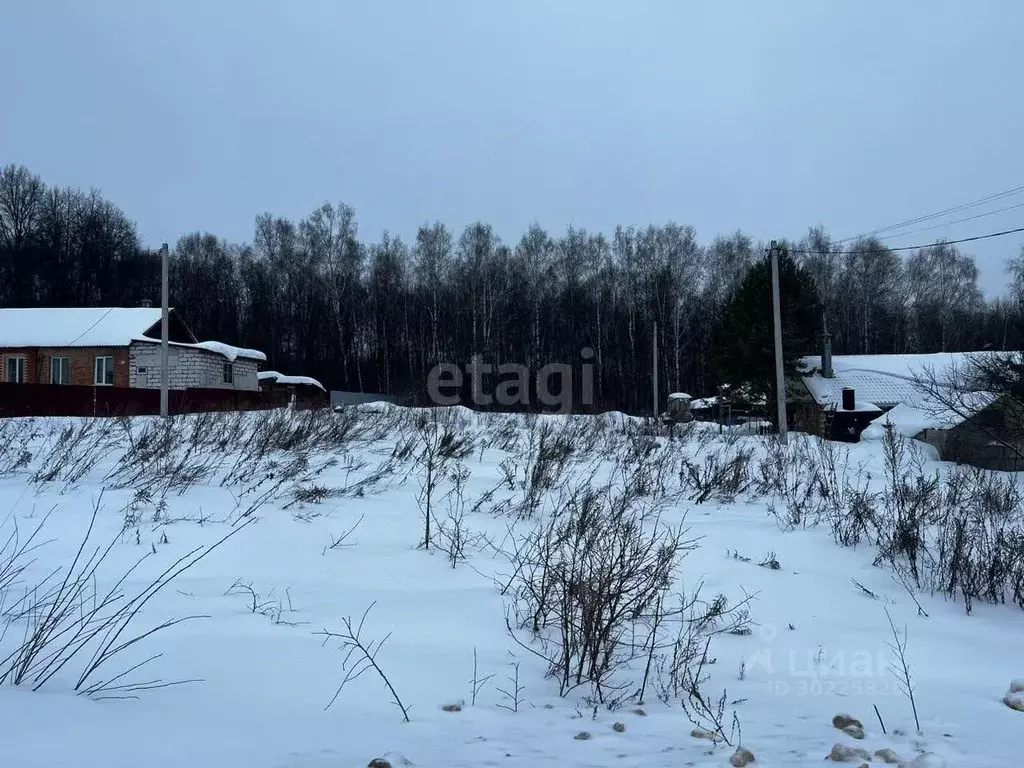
(0, 408, 1020, 768)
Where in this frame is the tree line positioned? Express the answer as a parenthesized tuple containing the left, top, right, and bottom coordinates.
(2, 162, 1023, 413)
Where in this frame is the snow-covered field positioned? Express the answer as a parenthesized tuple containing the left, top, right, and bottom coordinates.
(0, 407, 1021, 768)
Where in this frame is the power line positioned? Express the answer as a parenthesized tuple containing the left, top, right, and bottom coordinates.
(840, 184, 1024, 242)
(64, 307, 115, 347)
(838, 183, 1024, 244)
(792, 225, 1024, 256)
(878, 200, 1024, 242)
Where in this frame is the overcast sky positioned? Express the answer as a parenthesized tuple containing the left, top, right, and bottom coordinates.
(3, 0, 1023, 295)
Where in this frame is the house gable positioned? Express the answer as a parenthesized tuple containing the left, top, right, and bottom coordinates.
(139, 311, 198, 345)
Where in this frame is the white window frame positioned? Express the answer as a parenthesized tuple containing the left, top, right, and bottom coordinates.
(223, 362, 234, 384)
(51, 356, 70, 385)
(94, 356, 115, 386)
(4, 356, 26, 384)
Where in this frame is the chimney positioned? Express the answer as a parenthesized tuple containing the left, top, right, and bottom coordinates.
(821, 329, 833, 378)
(841, 387, 855, 411)
(140, 299, 153, 308)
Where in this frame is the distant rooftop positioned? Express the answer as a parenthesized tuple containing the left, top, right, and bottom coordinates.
(0, 307, 266, 362)
(259, 371, 325, 391)
(0, 307, 171, 348)
(799, 352, 994, 410)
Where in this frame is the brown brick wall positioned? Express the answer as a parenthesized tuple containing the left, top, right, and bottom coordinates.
(0, 347, 130, 386)
(0, 349, 39, 383)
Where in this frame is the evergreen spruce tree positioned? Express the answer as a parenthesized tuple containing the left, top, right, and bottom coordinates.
(711, 249, 821, 416)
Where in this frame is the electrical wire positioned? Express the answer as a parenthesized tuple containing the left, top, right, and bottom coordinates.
(838, 183, 1024, 244)
(877, 200, 1024, 242)
(791, 225, 1024, 256)
(63, 307, 115, 347)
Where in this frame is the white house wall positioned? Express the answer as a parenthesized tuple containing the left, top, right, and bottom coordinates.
(129, 343, 259, 391)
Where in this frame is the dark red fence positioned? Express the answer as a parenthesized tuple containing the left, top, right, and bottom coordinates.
(0, 383, 327, 418)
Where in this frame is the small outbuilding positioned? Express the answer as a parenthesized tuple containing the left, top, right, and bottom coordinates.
(689, 395, 717, 419)
(664, 392, 694, 423)
(258, 370, 321, 396)
(864, 392, 1023, 471)
(259, 371, 330, 410)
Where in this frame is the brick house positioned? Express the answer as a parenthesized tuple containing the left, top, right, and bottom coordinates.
(0, 307, 266, 391)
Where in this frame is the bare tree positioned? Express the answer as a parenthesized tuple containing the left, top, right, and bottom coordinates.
(906, 243, 983, 352)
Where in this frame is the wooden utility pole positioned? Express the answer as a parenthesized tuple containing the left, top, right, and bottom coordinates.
(160, 243, 170, 419)
(769, 241, 788, 444)
(652, 321, 659, 419)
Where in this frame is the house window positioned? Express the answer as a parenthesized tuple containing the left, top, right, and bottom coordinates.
(223, 363, 234, 384)
(94, 356, 115, 386)
(51, 356, 70, 385)
(4, 356, 26, 384)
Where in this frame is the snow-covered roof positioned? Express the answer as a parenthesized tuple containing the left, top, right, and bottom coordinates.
(691, 396, 718, 409)
(189, 340, 266, 362)
(668, 392, 691, 401)
(130, 338, 266, 362)
(258, 371, 325, 391)
(862, 391, 999, 441)
(802, 369, 917, 409)
(799, 352, 992, 410)
(0, 307, 266, 362)
(0, 307, 166, 348)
